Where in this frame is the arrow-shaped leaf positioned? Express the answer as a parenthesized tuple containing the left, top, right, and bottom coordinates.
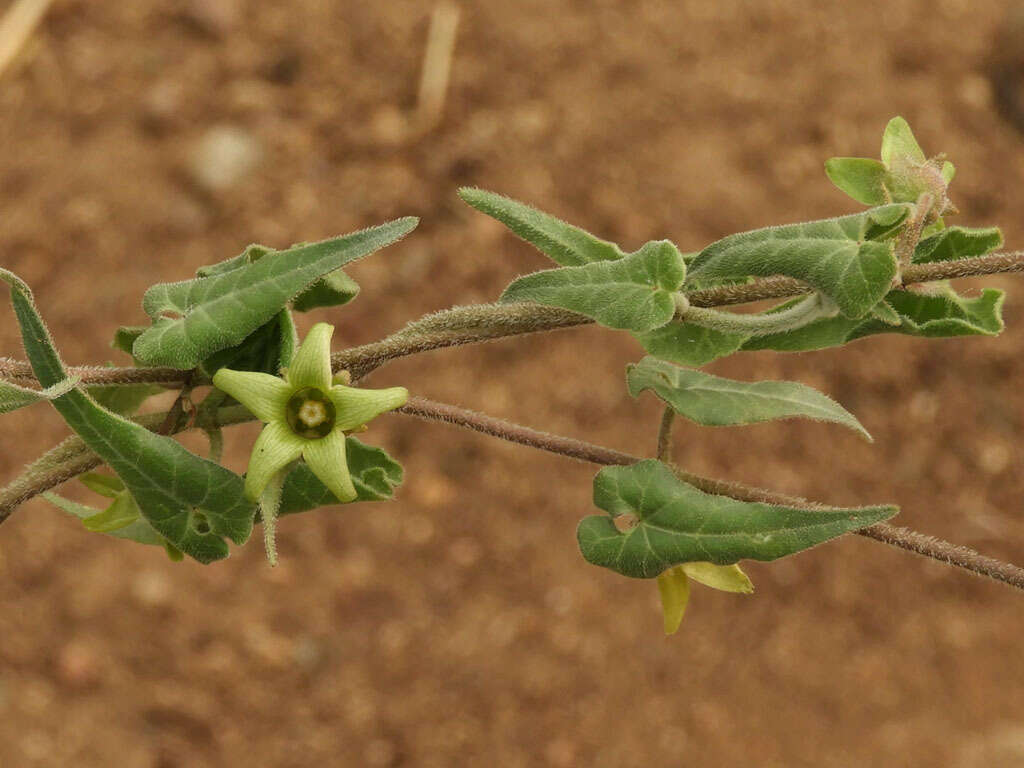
(459, 187, 625, 266)
(686, 205, 911, 318)
(632, 320, 748, 367)
(578, 460, 897, 579)
(626, 356, 870, 440)
(500, 240, 687, 332)
(134, 218, 418, 368)
(2, 269, 254, 564)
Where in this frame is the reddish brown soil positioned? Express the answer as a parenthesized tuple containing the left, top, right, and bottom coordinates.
(2, 2, 1024, 766)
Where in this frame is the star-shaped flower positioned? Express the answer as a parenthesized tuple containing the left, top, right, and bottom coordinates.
(212, 322, 408, 505)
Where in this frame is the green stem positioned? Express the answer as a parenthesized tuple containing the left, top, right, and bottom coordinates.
(680, 293, 837, 337)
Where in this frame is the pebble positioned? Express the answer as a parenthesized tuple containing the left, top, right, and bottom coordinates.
(188, 125, 262, 191)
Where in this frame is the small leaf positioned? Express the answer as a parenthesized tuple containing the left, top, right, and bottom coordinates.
(112, 326, 147, 356)
(577, 460, 897, 579)
(43, 492, 169, 547)
(632, 321, 748, 367)
(871, 300, 902, 326)
(686, 206, 911, 319)
(278, 437, 404, 516)
(626, 357, 870, 440)
(881, 116, 926, 166)
(500, 240, 687, 332)
(291, 269, 360, 312)
(3, 270, 255, 564)
(657, 567, 690, 635)
(134, 218, 418, 369)
(941, 161, 955, 183)
(825, 157, 890, 205)
(79, 472, 124, 498)
(682, 562, 754, 593)
(914, 226, 1003, 264)
(744, 285, 1004, 353)
(459, 187, 625, 266)
(0, 375, 80, 415)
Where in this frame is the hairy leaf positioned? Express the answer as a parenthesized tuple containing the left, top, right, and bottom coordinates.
(577, 460, 897, 579)
(278, 437, 404, 516)
(914, 226, 1003, 264)
(2, 269, 254, 564)
(199, 309, 295, 378)
(881, 116, 926, 167)
(134, 218, 417, 368)
(686, 205, 911, 318)
(744, 286, 1004, 353)
(500, 240, 686, 332)
(197, 243, 360, 312)
(1, 376, 79, 415)
(626, 357, 870, 439)
(825, 157, 889, 205)
(459, 187, 625, 266)
(632, 321, 748, 367)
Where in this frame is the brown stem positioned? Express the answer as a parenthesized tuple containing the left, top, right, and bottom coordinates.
(396, 395, 1024, 592)
(656, 406, 675, 463)
(7, 250, 1023, 389)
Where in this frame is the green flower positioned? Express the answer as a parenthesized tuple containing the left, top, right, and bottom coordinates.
(212, 322, 408, 504)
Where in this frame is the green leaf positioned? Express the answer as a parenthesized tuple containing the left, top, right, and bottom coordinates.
(278, 437, 404, 516)
(626, 356, 870, 440)
(881, 116, 926, 166)
(500, 240, 687, 332)
(459, 187, 625, 266)
(87, 383, 165, 415)
(197, 243, 360, 312)
(43, 492, 168, 547)
(133, 218, 418, 369)
(914, 226, 1003, 264)
(577, 460, 897, 579)
(825, 157, 890, 205)
(291, 269, 360, 312)
(686, 205, 911, 319)
(744, 285, 1004, 352)
(112, 326, 147, 357)
(941, 161, 955, 183)
(2, 269, 255, 564)
(0, 375, 79, 415)
(632, 321, 748, 367)
(199, 309, 293, 378)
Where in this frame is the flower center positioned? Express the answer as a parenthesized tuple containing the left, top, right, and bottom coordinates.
(286, 387, 336, 439)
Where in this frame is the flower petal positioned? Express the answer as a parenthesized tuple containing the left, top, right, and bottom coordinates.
(302, 429, 357, 503)
(681, 562, 754, 594)
(244, 421, 305, 501)
(329, 385, 408, 432)
(656, 566, 691, 635)
(212, 368, 291, 423)
(287, 322, 333, 391)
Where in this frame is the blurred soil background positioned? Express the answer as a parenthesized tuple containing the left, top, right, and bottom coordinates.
(1, 1, 1024, 766)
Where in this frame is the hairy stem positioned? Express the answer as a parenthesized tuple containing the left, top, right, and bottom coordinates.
(656, 406, 675, 463)
(6, 249, 1022, 389)
(396, 396, 1024, 592)
(681, 293, 837, 337)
